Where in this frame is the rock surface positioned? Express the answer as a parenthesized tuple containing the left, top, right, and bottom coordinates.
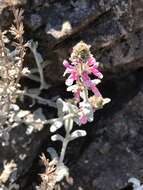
(1, 0, 143, 83)
(23, 0, 143, 83)
(0, 121, 50, 185)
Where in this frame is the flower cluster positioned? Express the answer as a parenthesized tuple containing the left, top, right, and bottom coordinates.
(63, 41, 110, 125)
(63, 42, 102, 98)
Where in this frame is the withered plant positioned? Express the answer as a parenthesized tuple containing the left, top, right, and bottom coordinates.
(0, 1, 26, 132)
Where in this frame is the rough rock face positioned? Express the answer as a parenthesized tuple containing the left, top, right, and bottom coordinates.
(22, 0, 143, 83)
(0, 121, 50, 185)
(66, 82, 143, 190)
(1, 0, 143, 83)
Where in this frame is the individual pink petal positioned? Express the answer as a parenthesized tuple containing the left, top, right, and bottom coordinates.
(90, 67, 103, 79)
(79, 114, 88, 125)
(87, 56, 98, 67)
(63, 60, 75, 76)
(65, 71, 79, 86)
(63, 60, 74, 69)
(63, 60, 79, 82)
(90, 83, 101, 96)
(63, 60, 70, 67)
(81, 71, 101, 96)
(81, 71, 91, 87)
(63, 60, 75, 72)
(71, 71, 78, 81)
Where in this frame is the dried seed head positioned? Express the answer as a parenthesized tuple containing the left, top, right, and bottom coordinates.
(88, 96, 104, 109)
(39, 154, 57, 190)
(89, 96, 111, 109)
(70, 41, 91, 62)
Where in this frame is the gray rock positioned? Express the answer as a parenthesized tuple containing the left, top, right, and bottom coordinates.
(1, 0, 143, 83)
(26, 0, 143, 83)
(29, 14, 42, 31)
(0, 123, 50, 184)
(66, 84, 143, 190)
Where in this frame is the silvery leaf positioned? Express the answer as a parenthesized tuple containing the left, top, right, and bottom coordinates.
(102, 98, 111, 105)
(9, 49, 20, 58)
(92, 79, 101, 85)
(69, 130, 87, 141)
(10, 104, 20, 112)
(128, 178, 141, 189)
(64, 118, 73, 133)
(27, 40, 37, 50)
(9, 184, 19, 190)
(16, 110, 30, 118)
(25, 88, 40, 95)
(67, 85, 77, 92)
(56, 98, 64, 117)
(69, 103, 78, 114)
(27, 40, 43, 64)
(87, 111, 94, 122)
(35, 51, 43, 64)
(138, 186, 143, 190)
(47, 147, 59, 160)
(26, 125, 34, 135)
(57, 98, 74, 120)
(56, 163, 69, 182)
(81, 102, 94, 122)
(50, 120, 63, 132)
(51, 134, 64, 142)
(33, 108, 46, 122)
(60, 99, 69, 113)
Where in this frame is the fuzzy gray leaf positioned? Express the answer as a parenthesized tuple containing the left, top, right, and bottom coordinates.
(56, 98, 64, 118)
(69, 130, 87, 141)
(50, 120, 63, 132)
(51, 134, 64, 142)
(47, 147, 59, 160)
(64, 118, 73, 133)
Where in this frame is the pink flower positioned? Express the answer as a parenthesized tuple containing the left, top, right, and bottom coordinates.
(63, 60, 79, 86)
(79, 114, 88, 125)
(63, 60, 75, 75)
(87, 57, 103, 79)
(81, 71, 101, 96)
(89, 66, 103, 79)
(87, 56, 98, 67)
(62, 42, 110, 127)
(63, 55, 103, 97)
